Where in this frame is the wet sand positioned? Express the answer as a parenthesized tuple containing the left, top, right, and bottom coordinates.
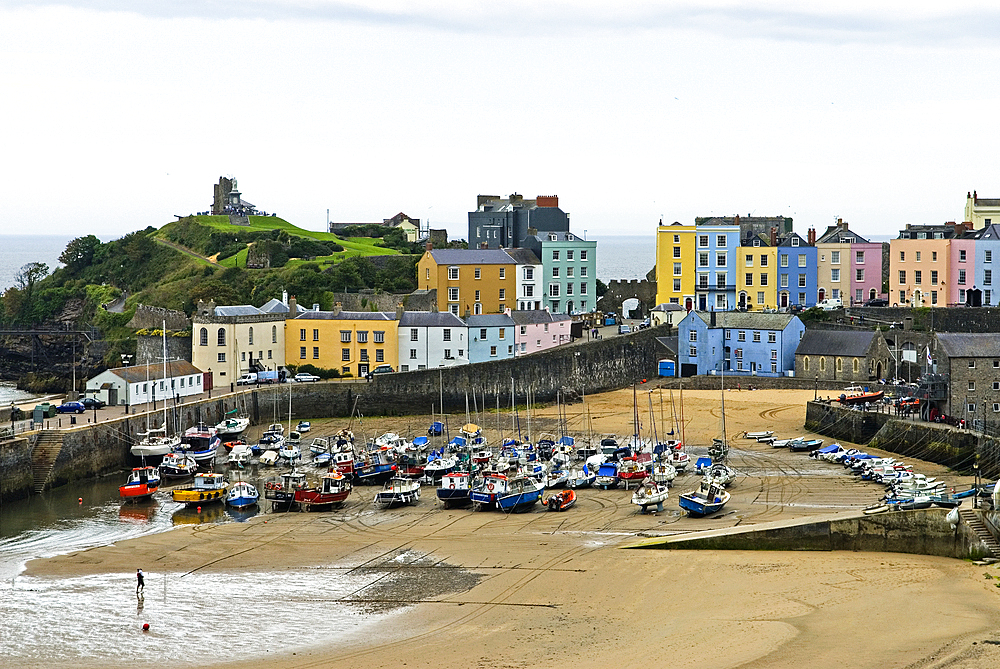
(23, 386, 1000, 668)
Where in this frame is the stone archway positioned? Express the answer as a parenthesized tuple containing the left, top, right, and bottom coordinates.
(596, 279, 658, 318)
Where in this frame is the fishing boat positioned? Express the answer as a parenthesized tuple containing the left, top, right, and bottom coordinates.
(215, 414, 250, 436)
(296, 420, 311, 433)
(678, 478, 731, 516)
(354, 445, 397, 485)
(119, 465, 160, 502)
(631, 479, 669, 513)
(226, 479, 260, 509)
(495, 475, 544, 512)
(159, 452, 198, 479)
(423, 452, 458, 480)
(743, 430, 774, 440)
(546, 489, 576, 511)
(172, 472, 230, 506)
(295, 471, 352, 510)
(436, 472, 473, 508)
(264, 470, 308, 511)
(374, 476, 421, 508)
(470, 472, 510, 509)
(545, 467, 569, 489)
(787, 438, 823, 453)
(178, 423, 221, 465)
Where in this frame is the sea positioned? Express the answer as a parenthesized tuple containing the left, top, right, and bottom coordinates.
(592, 234, 656, 282)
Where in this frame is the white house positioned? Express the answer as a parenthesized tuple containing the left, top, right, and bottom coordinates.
(650, 302, 685, 327)
(86, 360, 205, 407)
(397, 312, 469, 371)
(506, 248, 543, 311)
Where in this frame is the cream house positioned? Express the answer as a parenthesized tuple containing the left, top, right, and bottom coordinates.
(191, 299, 289, 389)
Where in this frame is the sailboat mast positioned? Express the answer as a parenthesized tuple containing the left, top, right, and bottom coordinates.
(162, 320, 169, 433)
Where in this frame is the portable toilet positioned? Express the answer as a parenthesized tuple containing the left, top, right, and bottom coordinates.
(658, 359, 676, 377)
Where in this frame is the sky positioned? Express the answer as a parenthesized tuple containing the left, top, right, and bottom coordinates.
(2, 1, 1000, 243)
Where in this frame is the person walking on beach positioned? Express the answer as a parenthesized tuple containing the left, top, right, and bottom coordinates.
(136, 568, 144, 595)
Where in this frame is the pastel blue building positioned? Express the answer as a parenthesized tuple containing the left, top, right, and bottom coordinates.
(777, 232, 818, 309)
(692, 224, 740, 312)
(465, 314, 517, 363)
(974, 224, 1000, 307)
(677, 311, 805, 377)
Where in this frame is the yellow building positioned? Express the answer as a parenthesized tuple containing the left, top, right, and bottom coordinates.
(288, 305, 399, 378)
(736, 244, 778, 310)
(417, 248, 517, 315)
(655, 222, 696, 306)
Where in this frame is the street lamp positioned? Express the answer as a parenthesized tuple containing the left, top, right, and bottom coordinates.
(121, 354, 133, 414)
(208, 368, 212, 398)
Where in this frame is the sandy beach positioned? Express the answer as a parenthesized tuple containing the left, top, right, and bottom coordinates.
(20, 386, 1000, 669)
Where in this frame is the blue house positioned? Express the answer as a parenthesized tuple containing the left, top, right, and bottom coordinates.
(777, 232, 818, 309)
(677, 311, 805, 377)
(974, 224, 1000, 306)
(465, 314, 517, 363)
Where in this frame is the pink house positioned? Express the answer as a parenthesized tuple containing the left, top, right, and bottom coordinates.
(508, 309, 572, 355)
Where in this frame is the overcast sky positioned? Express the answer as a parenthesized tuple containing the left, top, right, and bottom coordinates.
(3, 1, 999, 242)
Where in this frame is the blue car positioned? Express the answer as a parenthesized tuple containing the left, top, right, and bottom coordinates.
(57, 401, 85, 414)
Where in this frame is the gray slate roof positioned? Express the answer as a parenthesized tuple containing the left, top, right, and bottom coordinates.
(398, 312, 466, 327)
(428, 249, 515, 265)
(465, 314, 516, 327)
(214, 305, 262, 317)
(795, 330, 877, 357)
(509, 310, 572, 325)
(936, 333, 1000, 358)
(113, 360, 203, 383)
(294, 311, 394, 321)
(689, 311, 796, 330)
(259, 298, 289, 314)
(504, 248, 541, 264)
(652, 303, 684, 312)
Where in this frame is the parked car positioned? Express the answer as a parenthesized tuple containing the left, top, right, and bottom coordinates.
(294, 373, 321, 383)
(80, 397, 106, 410)
(56, 401, 85, 414)
(366, 364, 395, 380)
(618, 324, 632, 335)
(864, 298, 889, 307)
(638, 318, 651, 330)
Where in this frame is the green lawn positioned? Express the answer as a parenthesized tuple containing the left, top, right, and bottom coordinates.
(163, 215, 400, 268)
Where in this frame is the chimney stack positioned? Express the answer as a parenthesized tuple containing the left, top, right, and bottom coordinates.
(395, 302, 404, 320)
(333, 302, 342, 316)
(288, 296, 297, 318)
(807, 228, 816, 245)
(769, 227, 777, 247)
(425, 241, 433, 252)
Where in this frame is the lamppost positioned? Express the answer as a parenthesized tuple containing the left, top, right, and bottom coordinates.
(814, 376, 819, 401)
(121, 354, 133, 414)
(10, 402, 15, 435)
(208, 368, 212, 398)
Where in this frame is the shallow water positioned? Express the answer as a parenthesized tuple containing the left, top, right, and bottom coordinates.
(0, 558, 419, 666)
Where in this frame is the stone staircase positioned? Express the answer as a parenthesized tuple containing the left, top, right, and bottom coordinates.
(960, 509, 1000, 558)
(32, 431, 64, 493)
(228, 213, 250, 226)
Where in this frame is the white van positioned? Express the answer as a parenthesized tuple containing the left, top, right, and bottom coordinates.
(236, 372, 257, 386)
(818, 298, 843, 311)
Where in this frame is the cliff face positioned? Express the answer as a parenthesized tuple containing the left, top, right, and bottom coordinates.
(0, 335, 109, 391)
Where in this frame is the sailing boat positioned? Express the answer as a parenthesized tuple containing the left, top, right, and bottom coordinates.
(131, 322, 181, 460)
(215, 407, 250, 436)
(678, 368, 733, 516)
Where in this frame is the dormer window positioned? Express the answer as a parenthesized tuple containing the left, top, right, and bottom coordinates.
(549, 233, 557, 241)
(791, 237, 799, 247)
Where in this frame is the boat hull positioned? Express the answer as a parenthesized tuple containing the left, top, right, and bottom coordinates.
(173, 486, 228, 506)
(119, 482, 159, 501)
(436, 487, 472, 507)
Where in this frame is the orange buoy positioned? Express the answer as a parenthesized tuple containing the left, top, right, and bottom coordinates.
(142, 623, 150, 631)
(197, 506, 202, 513)
(78, 498, 83, 504)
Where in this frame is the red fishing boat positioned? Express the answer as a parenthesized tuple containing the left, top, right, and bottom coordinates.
(119, 465, 160, 502)
(294, 471, 353, 510)
(839, 391, 884, 406)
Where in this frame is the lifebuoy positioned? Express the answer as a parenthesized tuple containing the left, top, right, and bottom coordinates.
(449, 483, 456, 489)
(487, 483, 495, 491)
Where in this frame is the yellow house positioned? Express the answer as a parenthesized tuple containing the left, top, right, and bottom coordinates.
(655, 222, 696, 306)
(287, 305, 399, 378)
(417, 248, 517, 315)
(736, 244, 778, 310)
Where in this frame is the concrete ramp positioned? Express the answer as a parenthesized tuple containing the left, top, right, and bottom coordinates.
(625, 508, 993, 560)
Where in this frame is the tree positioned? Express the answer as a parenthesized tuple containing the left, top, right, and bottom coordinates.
(596, 278, 608, 297)
(15, 262, 49, 296)
(58, 235, 102, 272)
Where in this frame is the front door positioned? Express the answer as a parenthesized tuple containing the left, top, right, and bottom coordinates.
(359, 364, 369, 377)
(698, 294, 707, 310)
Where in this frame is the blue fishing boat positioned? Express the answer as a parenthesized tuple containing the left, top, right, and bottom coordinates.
(436, 472, 472, 508)
(470, 473, 509, 510)
(678, 477, 731, 517)
(226, 479, 260, 509)
(496, 475, 544, 512)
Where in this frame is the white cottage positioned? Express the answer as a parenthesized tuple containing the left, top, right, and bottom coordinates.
(86, 360, 205, 407)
